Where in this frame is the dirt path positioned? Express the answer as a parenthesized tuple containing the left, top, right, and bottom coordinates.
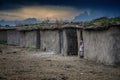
(0, 45, 120, 80)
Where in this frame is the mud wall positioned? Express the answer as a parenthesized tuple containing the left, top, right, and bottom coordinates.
(0, 30, 7, 41)
(110, 27, 120, 65)
(19, 31, 37, 48)
(61, 30, 67, 56)
(83, 27, 120, 65)
(7, 30, 20, 45)
(40, 30, 60, 54)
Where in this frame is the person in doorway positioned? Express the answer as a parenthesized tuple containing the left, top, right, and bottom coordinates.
(79, 40, 84, 58)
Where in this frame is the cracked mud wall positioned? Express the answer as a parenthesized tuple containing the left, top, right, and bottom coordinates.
(19, 31, 37, 48)
(61, 30, 67, 56)
(83, 27, 120, 65)
(40, 30, 60, 54)
(110, 27, 120, 65)
(7, 30, 37, 48)
(7, 30, 20, 45)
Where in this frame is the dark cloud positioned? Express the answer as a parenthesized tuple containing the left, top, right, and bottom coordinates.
(0, 0, 120, 21)
(0, 0, 120, 10)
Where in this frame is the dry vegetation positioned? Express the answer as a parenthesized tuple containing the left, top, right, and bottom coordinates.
(0, 45, 120, 80)
(83, 17, 120, 27)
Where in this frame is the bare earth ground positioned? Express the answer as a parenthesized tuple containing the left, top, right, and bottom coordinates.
(0, 45, 120, 80)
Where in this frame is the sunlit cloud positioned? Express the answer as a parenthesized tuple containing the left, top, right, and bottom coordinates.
(0, 6, 90, 21)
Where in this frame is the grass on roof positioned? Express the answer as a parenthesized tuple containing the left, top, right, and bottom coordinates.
(83, 17, 120, 27)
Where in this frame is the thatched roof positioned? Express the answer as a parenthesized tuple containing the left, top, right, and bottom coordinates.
(15, 23, 82, 31)
(0, 25, 82, 32)
(83, 17, 120, 29)
(1, 17, 120, 31)
(83, 17, 120, 30)
(84, 25, 120, 30)
(0, 27, 15, 30)
(84, 25, 110, 30)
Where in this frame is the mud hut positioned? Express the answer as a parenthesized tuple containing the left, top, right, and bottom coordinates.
(83, 25, 120, 65)
(6, 24, 82, 55)
(38, 25, 81, 55)
(7, 27, 38, 48)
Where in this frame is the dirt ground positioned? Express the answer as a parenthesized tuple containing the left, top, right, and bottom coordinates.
(0, 45, 120, 80)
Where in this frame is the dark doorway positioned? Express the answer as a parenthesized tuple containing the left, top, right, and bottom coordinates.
(36, 30, 40, 48)
(66, 29, 78, 55)
(80, 31, 83, 40)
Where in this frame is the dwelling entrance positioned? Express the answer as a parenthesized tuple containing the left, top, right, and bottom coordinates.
(79, 31, 84, 58)
(66, 29, 78, 55)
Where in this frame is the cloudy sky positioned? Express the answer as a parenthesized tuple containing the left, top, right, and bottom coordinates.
(0, 0, 120, 21)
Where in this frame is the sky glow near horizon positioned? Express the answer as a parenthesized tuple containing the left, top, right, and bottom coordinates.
(0, 0, 120, 21)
